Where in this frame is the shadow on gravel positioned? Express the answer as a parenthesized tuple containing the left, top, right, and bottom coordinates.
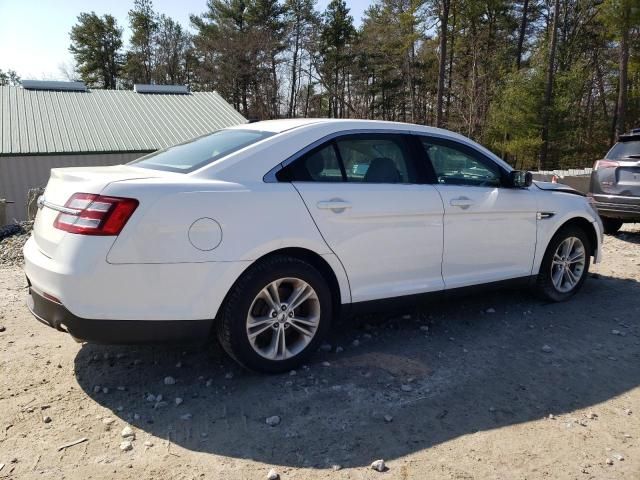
(614, 227, 640, 245)
(73, 274, 640, 469)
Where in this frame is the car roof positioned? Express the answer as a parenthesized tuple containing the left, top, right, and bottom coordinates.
(201, 118, 514, 180)
(230, 118, 456, 136)
(619, 132, 640, 142)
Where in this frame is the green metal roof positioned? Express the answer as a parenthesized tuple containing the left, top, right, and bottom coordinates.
(0, 86, 247, 155)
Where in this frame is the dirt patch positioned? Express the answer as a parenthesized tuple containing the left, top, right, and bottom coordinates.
(1, 226, 639, 479)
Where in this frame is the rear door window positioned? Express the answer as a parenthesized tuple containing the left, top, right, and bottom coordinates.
(277, 133, 425, 184)
(276, 144, 344, 182)
(336, 134, 419, 183)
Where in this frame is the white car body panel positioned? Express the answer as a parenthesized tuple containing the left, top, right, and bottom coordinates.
(292, 182, 445, 302)
(103, 180, 332, 264)
(24, 236, 250, 320)
(435, 185, 538, 288)
(23, 118, 602, 332)
(531, 186, 603, 272)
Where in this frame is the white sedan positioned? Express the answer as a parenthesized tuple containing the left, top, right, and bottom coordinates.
(24, 119, 603, 372)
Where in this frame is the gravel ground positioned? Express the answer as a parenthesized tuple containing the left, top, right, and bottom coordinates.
(0, 225, 639, 479)
(0, 222, 33, 267)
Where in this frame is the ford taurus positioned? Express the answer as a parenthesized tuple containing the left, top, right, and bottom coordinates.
(24, 119, 603, 372)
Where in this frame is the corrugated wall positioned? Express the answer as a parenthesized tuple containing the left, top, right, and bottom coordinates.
(0, 152, 146, 223)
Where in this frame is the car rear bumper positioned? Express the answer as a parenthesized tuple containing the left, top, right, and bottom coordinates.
(26, 282, 213, 344)
(593, 196, 640, 220)
(23, 236, 250, 322)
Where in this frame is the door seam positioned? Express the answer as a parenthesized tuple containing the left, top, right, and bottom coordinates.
(432, 185, 447, 289)
(290, 183, 353, 304)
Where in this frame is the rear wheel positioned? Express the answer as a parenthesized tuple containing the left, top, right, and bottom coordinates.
(601, 217, 623, 235)
(536, 226, 591, 302)
(216, 255, 332, 373)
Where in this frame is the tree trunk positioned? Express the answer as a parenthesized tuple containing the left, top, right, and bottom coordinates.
(516, 0, 529, 70)
(539, 0, 560, 171)
(445, 1, 456, 126)
(271, 54, 279, 118)
(615, 1, 630, 138)
(288, 21, 301, 118)
(610, 80, 619, 146)
(435, 0, 450, 128)
(304, 65, 311, 117)
(594, 55, 608, 119)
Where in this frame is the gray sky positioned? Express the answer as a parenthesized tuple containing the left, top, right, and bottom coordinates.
(0, 0, 369, 81)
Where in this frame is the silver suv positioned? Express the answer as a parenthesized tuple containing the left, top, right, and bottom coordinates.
(589, 128, 640, 234)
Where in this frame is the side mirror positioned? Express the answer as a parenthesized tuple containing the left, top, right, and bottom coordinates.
(508, 170, 533, 188)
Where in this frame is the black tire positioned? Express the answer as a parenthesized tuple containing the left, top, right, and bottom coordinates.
(216, 255, 332, 373)
(536, 225, 592, 302)
(601, 217, 623, 235)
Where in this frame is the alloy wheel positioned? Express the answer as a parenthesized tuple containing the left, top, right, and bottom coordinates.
(245, 277, 320, 361)
(550, 236, 586, 293)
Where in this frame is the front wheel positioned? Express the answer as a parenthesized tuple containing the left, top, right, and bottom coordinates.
(216, 255, 332, 373)
(536, 226, 591, 302)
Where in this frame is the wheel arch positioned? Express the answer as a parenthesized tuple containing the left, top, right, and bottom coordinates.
(556, 217, 598, 257)
(215, 246, 350, 322)
(257, 247, 347, 319)
(533, 213, 601, 275)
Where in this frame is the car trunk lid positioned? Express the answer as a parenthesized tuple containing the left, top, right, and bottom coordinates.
(593, 158, 640, 197)
(33, 165, 160, 258)
(616, 160, 640, 195)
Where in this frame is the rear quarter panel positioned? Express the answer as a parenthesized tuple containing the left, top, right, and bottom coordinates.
(100, 178, 352, 313)
(104, 179, 332, 264)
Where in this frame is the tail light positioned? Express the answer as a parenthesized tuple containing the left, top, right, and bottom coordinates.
(54, 193, 138, 235)
(593, 160, 619, 170)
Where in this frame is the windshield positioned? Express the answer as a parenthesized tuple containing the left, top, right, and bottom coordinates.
(130, 129, 274, 173)
(607, 140, 640, 159)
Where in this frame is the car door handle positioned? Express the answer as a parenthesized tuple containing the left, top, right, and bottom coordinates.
(449, 196, 474, 209)
(317, 199, 352, 212)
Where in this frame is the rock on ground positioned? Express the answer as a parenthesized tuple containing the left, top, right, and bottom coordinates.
(265, 415, 281, 426)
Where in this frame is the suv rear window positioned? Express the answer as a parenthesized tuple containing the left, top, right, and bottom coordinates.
(130, 129, 273, 173)
(607, 140, 640, 159)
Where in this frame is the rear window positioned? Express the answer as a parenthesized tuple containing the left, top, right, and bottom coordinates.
(607, 140, 640, 159)
(130, 129, 273, 173)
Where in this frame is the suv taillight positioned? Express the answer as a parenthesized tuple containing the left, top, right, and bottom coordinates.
(54, 193, 138, 235)
(593, 160, 619, 170)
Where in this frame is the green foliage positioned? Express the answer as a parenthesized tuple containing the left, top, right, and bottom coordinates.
(60, 0, 638, 168)
(0, 69, 21, 86)
(123, 0, 159, 85)
(485, 69, 544, 170)
(154, 15, 192, 85)
(317, 0, 356, 117)
(69, 12, 123, 89)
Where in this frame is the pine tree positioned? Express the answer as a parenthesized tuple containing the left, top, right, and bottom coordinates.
(155, 15, 192, 85)
(247, 0, 287, 118)
(319, 0, 355, 117)
(0, 69, 21, 86)
(124, 0, 159, 85)
(284, 0, 318, 117)
(69, 12, 123, 89)
(192, 0, 258, 116)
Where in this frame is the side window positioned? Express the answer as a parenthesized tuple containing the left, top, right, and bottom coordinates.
(336, 135, 418, 183)
(420, 138, 502, 187)
(276, 143, 344, 182)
